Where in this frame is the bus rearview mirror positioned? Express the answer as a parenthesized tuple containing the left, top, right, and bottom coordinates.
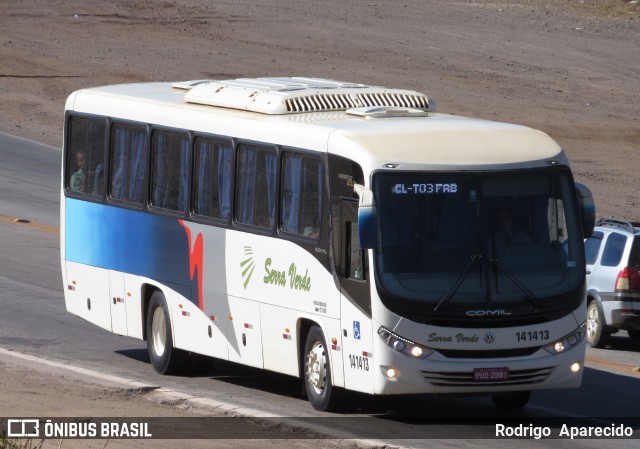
(354, 184, 377, 249)
(575, 182, 595, 238)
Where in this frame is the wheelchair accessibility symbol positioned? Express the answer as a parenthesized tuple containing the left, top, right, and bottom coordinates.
(353, 321, 361, 340)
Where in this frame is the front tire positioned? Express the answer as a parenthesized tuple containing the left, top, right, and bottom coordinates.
(586, 301, 609, 348)
(303, 326, 341, 411)
(147, 291, 184, 374)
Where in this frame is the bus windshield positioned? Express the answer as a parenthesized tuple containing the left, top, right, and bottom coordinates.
(372, 169, 585, 313)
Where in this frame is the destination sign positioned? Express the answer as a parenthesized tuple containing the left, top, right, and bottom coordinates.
(391, 183, 458, 194)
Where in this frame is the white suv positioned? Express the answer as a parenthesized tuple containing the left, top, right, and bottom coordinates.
(584, 218, 640, 347)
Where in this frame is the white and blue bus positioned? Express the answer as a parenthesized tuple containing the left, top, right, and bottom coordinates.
(61, 77, 595, 411)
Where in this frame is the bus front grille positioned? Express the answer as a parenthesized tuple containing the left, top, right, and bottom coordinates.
(436, 347, 540, 358)
(421, 367, 553, 387)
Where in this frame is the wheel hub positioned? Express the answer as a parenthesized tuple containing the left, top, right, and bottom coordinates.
(151, 307, 167, 357)
(587, 307, 598, 339)
(306, 341, 326, 394)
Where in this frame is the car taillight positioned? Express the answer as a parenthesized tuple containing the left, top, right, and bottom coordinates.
(615, 266, 640, 292)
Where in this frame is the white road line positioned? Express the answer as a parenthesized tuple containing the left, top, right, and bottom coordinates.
(0, 346, 402, 448)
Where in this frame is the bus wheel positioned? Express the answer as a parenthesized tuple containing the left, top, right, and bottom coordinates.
(147, 291, 183, 375)
(304, 326, 341, 411)
(491, 391, 531, 409)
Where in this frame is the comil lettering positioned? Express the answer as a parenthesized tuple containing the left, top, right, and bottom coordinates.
(466, 309, 512, 317)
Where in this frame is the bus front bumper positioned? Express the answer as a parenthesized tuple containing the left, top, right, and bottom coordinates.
(373, 339, 585, 396)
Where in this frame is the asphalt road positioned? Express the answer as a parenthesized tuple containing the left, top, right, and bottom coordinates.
(0, 132, 639, 447)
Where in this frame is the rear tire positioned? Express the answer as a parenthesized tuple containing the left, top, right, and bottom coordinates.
(586, 301, 610, 348)
(146, 291, 184, 374)
(303, 326, 341, 411)
(491, 391, 531, 409)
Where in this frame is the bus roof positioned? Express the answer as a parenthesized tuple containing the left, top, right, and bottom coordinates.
(66, 79, 565, 174)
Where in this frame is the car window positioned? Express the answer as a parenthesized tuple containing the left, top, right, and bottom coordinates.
(601, 232, 627, 267)
(630, 235, 640, 268)
(585, 231, 603, 265)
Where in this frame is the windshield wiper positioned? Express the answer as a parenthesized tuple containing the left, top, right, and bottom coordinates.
(490, 259, 544, 310)
(489, 230, 543, 310)
(434, 254, 481, 312)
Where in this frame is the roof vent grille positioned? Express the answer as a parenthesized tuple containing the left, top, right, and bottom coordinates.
(284, 92, 431, 113)
(177, 77, 435, 115)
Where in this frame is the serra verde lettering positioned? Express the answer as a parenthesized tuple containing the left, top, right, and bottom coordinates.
(263, 258, 311, 291)
(428, 332, 479, 343)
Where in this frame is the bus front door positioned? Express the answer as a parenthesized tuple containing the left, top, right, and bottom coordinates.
(339, 199, 374, 394)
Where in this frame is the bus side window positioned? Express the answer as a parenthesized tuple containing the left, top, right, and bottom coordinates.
(150, 130, 190, 214)
(192, 137, 233, 221)
(281, 152, 322, 238)
(66, 116, 107, 197)
(346, 221, 364, 280)
(236, 144, 277, 230)
(341, 200, 366, 281)
(110, 124, 149, 205)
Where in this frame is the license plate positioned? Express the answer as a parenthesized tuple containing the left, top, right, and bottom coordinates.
(473, 367, 510, 381)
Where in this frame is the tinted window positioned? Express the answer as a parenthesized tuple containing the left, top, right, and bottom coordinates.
(347, 220, 364, 280)
(631, 236, 640, 268)
(66, 116, 106, 196)
(150, 131, 190, 214)
(585, 231, 604, 265)
(193, 137, 233, 221)
(328, 154, 364, 198)
(281, 153, 322, 238)
(235, 144, 277, 229)
(601, 232, 627, 267)
(372, 170, 585, 305)
(110, 124, 149, 204)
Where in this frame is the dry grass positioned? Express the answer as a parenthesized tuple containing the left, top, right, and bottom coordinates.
(0, 436, 44, 449)
(574, 0, 640, 20)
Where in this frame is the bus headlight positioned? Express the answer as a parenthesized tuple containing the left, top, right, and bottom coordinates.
(382, 366, 401, 379)
(543, 322, 586, 355)
(378, 327, 434, 359)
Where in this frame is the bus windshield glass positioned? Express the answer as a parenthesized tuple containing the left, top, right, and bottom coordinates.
(372, 169, 584, 310)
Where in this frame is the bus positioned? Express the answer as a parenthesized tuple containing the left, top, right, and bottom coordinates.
(61, 77, 595, 411)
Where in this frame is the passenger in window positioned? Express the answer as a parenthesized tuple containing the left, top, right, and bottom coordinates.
(69, 150, 86, 192)
(303, 226, 320, 239)
(492, 208, 531, 248)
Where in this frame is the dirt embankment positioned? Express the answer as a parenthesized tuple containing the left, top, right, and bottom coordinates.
(0, 355, 351, 449)
(1, 0, 639, 219)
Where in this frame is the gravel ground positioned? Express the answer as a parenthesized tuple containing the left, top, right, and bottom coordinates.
(1, 1, 639, 219)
